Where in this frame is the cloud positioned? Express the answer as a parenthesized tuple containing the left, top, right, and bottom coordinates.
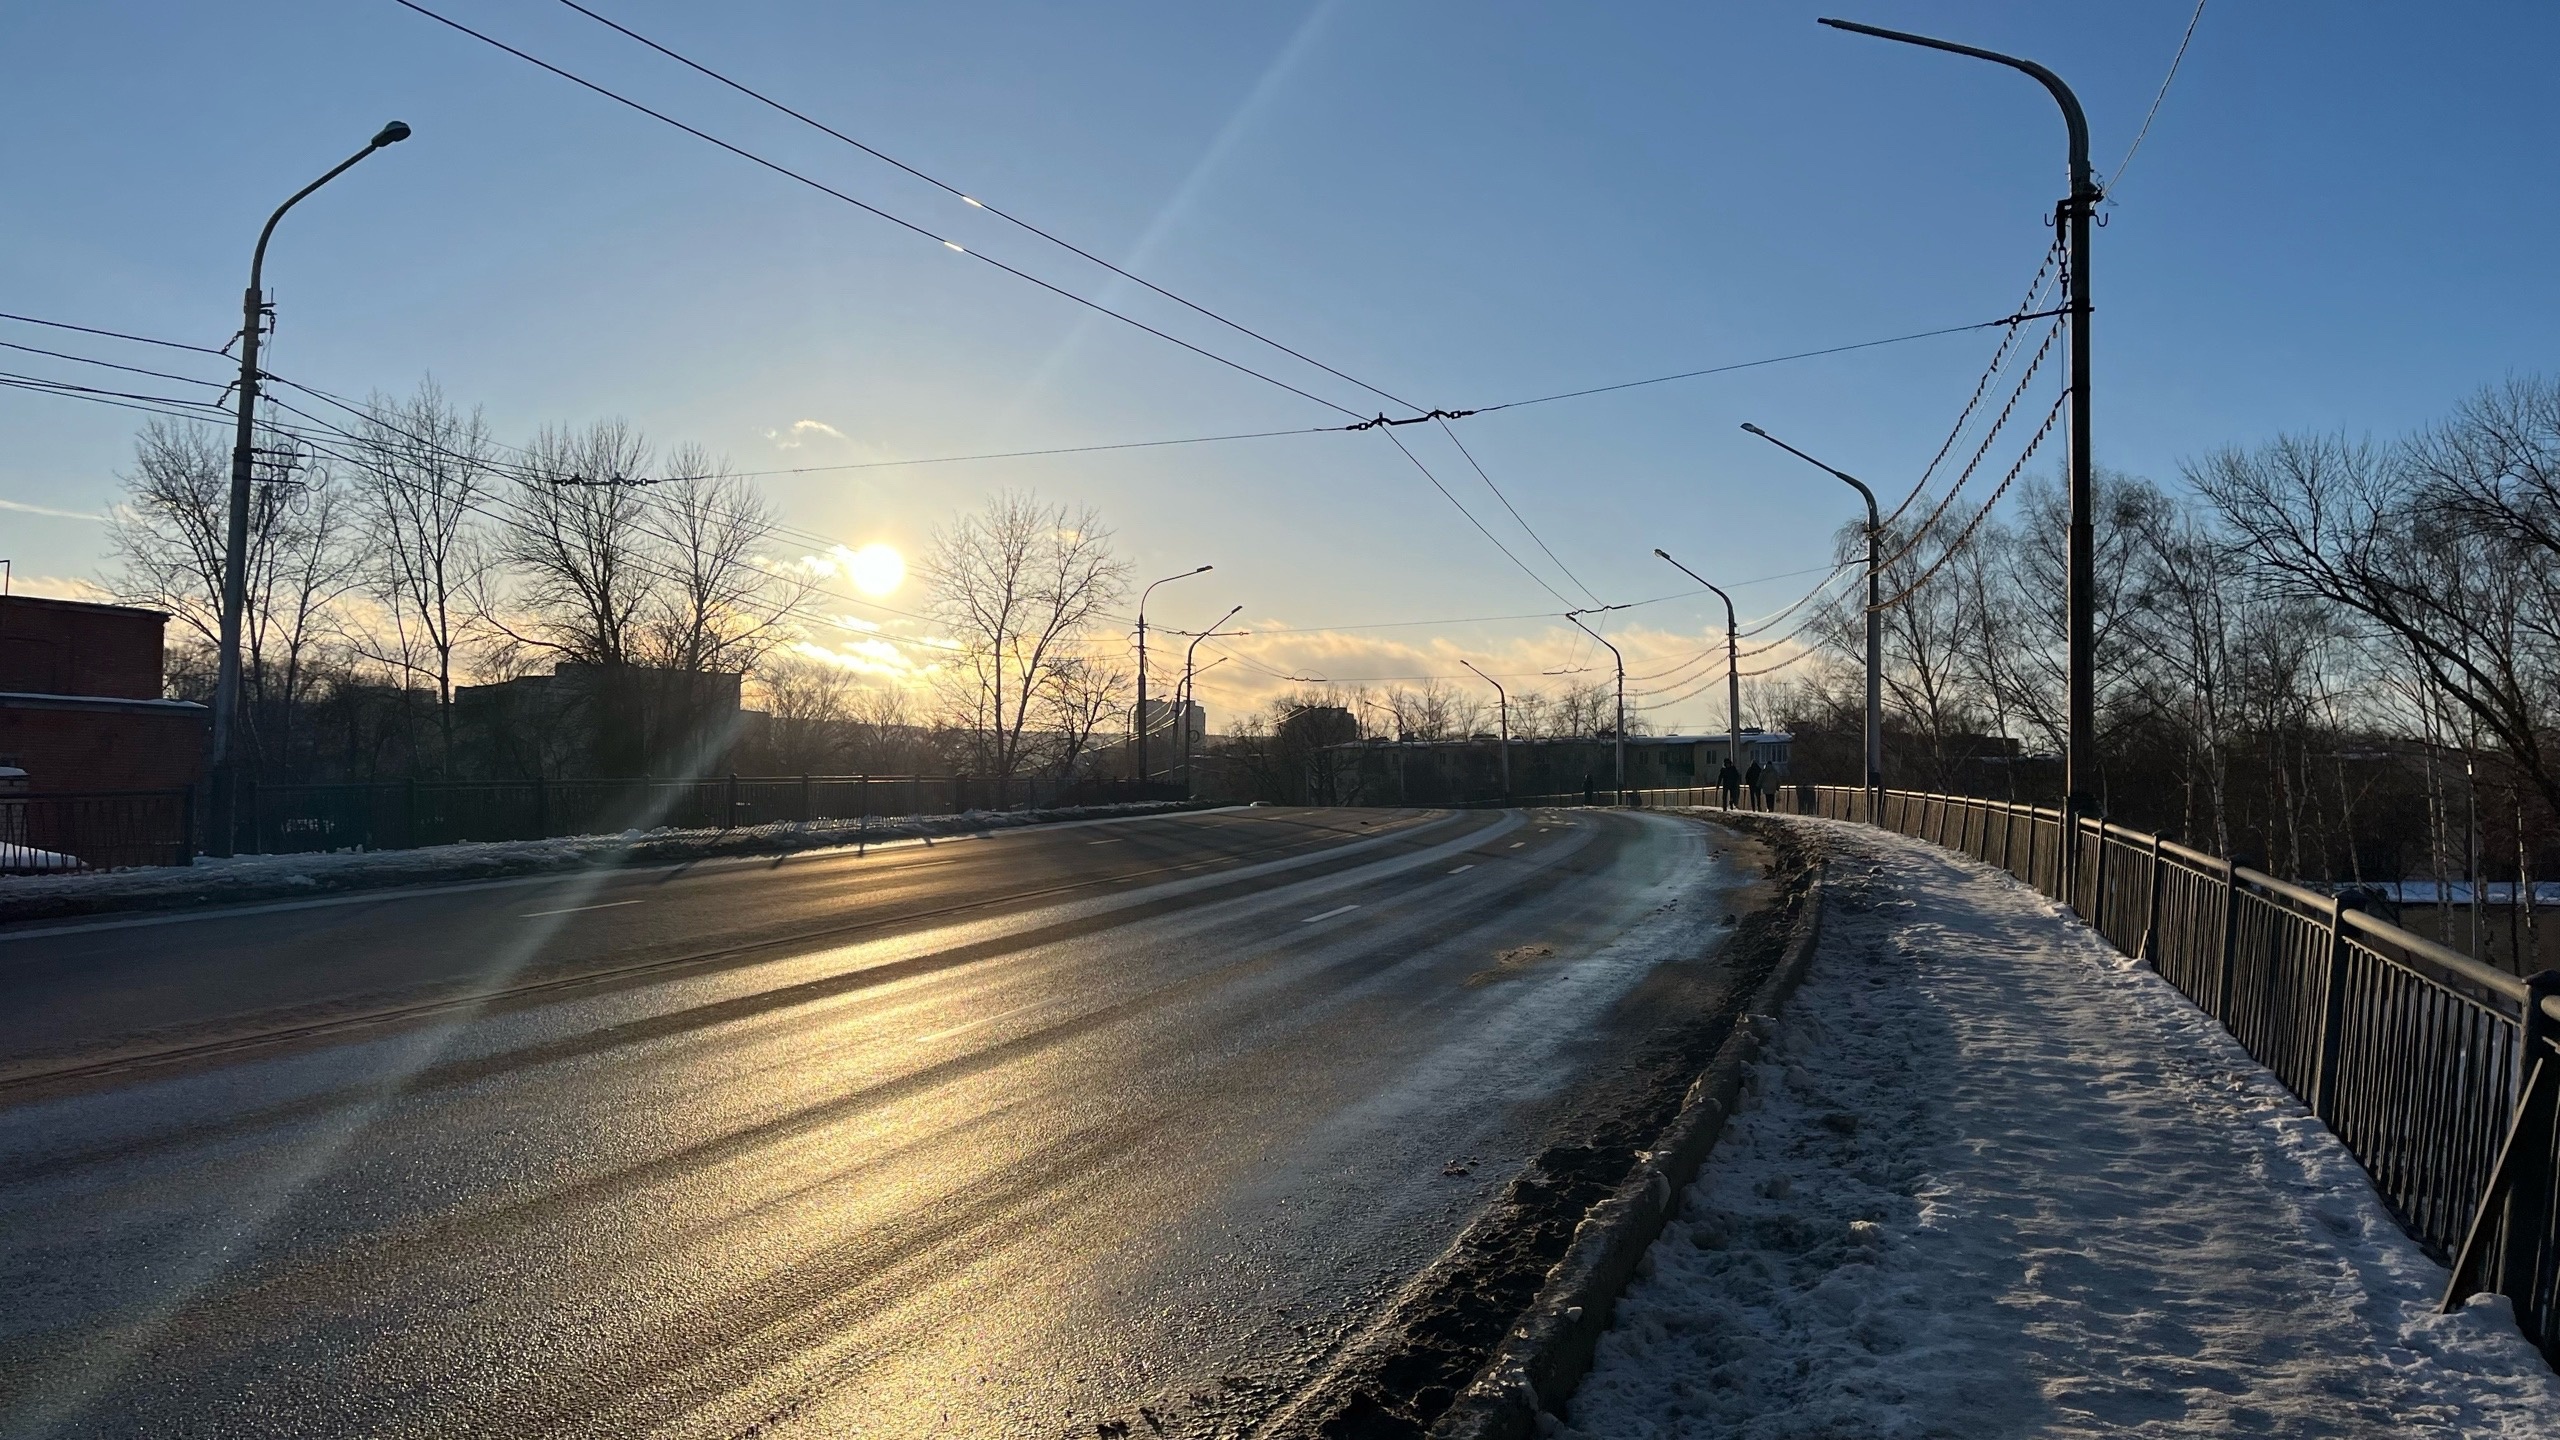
(0, 497, 106, 522)
(767, 419, 848, 451)
(7, 574, 114, 602)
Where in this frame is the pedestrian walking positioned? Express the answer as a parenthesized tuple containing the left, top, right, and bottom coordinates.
(1717, 758, 1742, 809)
(1743, 759, 1766, 811)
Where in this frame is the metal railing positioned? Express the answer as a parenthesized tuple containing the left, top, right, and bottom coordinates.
(0, 790, 194, 872)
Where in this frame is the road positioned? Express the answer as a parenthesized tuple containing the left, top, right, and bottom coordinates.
(0, 805, 1755, 1439)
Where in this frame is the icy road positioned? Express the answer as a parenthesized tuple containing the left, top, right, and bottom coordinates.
(0, 806, 1754, 1439)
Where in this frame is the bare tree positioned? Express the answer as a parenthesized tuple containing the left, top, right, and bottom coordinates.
(641, 449, 805, 674)
(495, 420, 658, 667)
(349, 380, 494, 769)
(921, 492, 1129, 805)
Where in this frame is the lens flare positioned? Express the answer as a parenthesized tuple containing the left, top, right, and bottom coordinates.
(845, 543, 906, 597)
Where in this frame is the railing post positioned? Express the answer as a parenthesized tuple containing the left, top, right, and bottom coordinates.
(181, 785, 198, 865)
(2215, 856, 2242, 1025)
(725, 772, 740, 831)
(534, 774, 549, 839)
(800, 774, 813, 824)
(2139, 831, 2167, 963)
(403, 776, 420, 850)
(2310, 893, 2353, 1119)
(2446, 971, 2560, 1314)
(2090, 820, 2111, 935)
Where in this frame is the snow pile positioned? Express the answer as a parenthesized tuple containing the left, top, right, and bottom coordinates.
(1565, 820, 2560, 1439)
(0, 801, 1208, 921)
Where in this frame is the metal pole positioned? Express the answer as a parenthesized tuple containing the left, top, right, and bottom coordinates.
(205, 121, 410, 858)
(1133, 565, 1211, 788)
(1566, 611, 1625, 803)
(1178, 606, 1241, 797)
(1817, 14, 2097, 825)
(1460, 659, 1510, 799)
(1737, 426, 1882, 802)
(1653, 551, 1741, 799)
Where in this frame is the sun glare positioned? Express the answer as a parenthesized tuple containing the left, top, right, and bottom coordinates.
(845, 542, 906, 597)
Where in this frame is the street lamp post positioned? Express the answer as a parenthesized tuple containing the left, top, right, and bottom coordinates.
(1564, 610, 1625, 804)
(1177, 605, 1244, 796)
(1458, 659, 1509, 799)
(1741, 423, 1882, 809)
(1818, 15, 2099, 833)
(1652, 550, 1741, 798)
(207, 120, 412, 859)
(1134, 564, 1211, 788)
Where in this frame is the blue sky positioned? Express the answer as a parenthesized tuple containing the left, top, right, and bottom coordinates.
(5, 2, 2555, 728)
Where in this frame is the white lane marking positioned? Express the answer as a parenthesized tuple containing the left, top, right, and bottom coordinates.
(1510, 842, 1526, 849)
(1088, 839, 1125, 845)
(1449, 864, 1475, 874)
(520, 899, 645, 919)
(1301, 904, 1361, 924)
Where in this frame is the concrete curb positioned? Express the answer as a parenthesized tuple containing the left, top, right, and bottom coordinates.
(1427, 858, 1829, 1439)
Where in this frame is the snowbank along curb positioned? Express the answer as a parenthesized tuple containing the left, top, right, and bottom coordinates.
(1427, 857, 1828, 1439)
(0, 801, 1223, 925)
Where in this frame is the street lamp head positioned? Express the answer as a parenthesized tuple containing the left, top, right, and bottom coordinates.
(1194, 564, 1213, 573)
(371, 121, 413, 148)
(1739, 422, 1766, 437)
(1652, 548, 1672, 561)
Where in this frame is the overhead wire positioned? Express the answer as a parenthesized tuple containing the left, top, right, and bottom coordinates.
(2109, 0, 2207, 197)
(545, 0, 1424, 415)
(387, 0, 1371, 420)
(1374, 427, 1575, 608)
(1431, 415, 1597, 605)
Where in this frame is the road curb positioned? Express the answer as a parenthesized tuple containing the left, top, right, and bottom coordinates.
(1427, 856, 1828, 1439)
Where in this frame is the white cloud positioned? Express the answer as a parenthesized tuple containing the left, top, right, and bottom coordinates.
(768, 419, 848, 451)
(0, 497, 105, 522)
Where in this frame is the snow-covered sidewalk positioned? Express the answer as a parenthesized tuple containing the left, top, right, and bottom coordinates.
(1565, 819, 2560, 1438)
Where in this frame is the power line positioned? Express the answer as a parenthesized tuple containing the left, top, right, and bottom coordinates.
(546, 0, 1423, 415)
(1375, 426, 1574, 608)
(1470, 315, 2029, 415)
(2110, 0, 2208, 197)
(0, 338, 230, 391)
(1432, 416, 1598, 606)
(387, 0, 1370, 420)
(1870, 389, 2068, 612)
(0, 310, 230, 358)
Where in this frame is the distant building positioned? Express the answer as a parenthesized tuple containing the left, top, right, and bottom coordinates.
(0, 595, 206, 794)
(1139, 697, 1208, 751)
(454, 662, 744, 778)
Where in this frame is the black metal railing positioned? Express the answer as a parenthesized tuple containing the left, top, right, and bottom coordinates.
(0, 790, 194, 872)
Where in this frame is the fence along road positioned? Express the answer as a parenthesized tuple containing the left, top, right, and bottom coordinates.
(1599, 780, 2560, 1371)
(0, 804, 1760, 1437)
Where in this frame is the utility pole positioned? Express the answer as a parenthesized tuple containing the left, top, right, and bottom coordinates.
(1741, 424, 1881, 806)
(1133, 564, 1210, 789)
(1177, 605, 1243, 797)
(207, 120, 411, 858)
(1565, 610, 1625, 803)
(1459, 658, 1510, 798)
(1653, 550, 1741, 790)
(1817, 16, 2098, 832)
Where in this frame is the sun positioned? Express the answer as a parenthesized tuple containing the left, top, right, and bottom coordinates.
(843, 542, 906, 597)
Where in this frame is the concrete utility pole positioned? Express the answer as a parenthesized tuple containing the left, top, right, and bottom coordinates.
(1741, 424, 1881, 806)
(1133, 565, 1210, 788)
(1177, 605, 1243, 797)
(1818, 16, 2098, 829)
(207, 120, 411, 858)
(1652, 550, 1741, 790)
(1459, 658, 1510, 798)
(1565, 610, 1625, 803)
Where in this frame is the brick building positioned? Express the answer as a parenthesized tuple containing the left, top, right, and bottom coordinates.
(0, 595, 207, 793)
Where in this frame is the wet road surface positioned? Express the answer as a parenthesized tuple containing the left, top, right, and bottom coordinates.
(0, 806, 1749, 1438)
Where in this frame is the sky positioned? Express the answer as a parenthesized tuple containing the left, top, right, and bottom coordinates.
(4, 1, 2557, 733)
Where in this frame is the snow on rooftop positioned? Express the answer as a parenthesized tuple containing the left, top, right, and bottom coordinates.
(1562, 820, 2560, 1438)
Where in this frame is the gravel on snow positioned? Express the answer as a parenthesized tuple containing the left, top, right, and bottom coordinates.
(1563, 818, 2560, 1439)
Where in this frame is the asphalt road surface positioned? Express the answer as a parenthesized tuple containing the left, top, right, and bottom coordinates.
(0, 805, 1754, 1439)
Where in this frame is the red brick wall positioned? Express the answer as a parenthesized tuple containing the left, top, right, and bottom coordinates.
(0, 703, 205, 793)
(0, 596, 168, 699)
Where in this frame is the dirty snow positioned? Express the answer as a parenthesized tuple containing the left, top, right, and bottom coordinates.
(1565, 818, 2560, 1438)
(0, 802, 1206, 919)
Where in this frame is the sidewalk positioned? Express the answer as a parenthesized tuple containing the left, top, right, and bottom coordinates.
(1563, 819, 2560, 1438)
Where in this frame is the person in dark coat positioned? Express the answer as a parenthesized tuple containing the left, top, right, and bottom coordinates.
(1743, 759, 1766, 811)
(1717, 758, 1742, 809)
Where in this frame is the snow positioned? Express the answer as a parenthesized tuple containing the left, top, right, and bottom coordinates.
(0, 802, 1205, 918)
(2373, 881, 2560, 906)
(1564, 818, 2560, 1439)
(0, 842, 81, 874)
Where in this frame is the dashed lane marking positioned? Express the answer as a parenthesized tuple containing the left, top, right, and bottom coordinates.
(1300, 904, 1361, 924)
(521, 900, 645, 919)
